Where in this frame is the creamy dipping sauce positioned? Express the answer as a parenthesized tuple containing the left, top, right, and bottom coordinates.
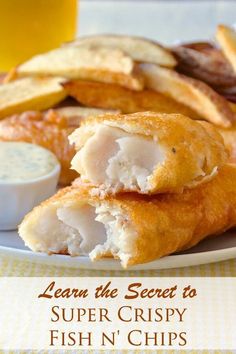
(0, 142, 59, 182)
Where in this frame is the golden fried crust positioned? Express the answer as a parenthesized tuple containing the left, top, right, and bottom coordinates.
(217, 101, 236, 163)
(63, 80, 200, 118)
(139, 63, 236, 127)
(121, 164, 236, 266)
(0, 110, 77, 185)
(217, 123, 236, 163)
(71, 112, 228, 193)
(216, 24, 236, 73)
(20, 164, 236, 267)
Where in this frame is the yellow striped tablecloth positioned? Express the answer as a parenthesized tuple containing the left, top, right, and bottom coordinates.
(0, 254, 236, 277)
(1, 351, 235, 354)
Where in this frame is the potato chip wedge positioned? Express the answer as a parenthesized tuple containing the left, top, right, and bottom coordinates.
(139, 63, 236, 127)
(173, 42, 236, 88)
(0, 77, 66, 119)
(63, 80, 200, 118)
(17, 46, 144, 91)
(216, 24, 236, 73)
(66, 34, 176, 68)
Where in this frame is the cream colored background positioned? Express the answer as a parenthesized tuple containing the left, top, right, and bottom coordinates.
(0, 278, 235, 350)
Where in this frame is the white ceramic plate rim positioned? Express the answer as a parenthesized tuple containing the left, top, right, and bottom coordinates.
(0, 230, 236, 271)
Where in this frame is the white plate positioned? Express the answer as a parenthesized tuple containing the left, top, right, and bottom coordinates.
(0, 230, 236, 270)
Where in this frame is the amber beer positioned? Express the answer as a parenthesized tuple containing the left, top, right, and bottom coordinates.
(0, 0, 77, 71)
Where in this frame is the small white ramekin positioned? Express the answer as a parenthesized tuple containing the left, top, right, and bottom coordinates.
(0, 164, 60, 230)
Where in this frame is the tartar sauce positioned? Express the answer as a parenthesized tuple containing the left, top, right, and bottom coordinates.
(0, 142, 59, 182)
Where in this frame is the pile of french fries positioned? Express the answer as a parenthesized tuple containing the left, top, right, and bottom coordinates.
(1, 24, 236, 161)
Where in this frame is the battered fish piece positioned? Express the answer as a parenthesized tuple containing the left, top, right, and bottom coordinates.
(0, 107, 113, 185)
(63, 80, 200, 118)
(19, 164, 236, 267)
(217, 124, 236, 163)
(69, 112, 227, 194)
(216, 102, 236, 163)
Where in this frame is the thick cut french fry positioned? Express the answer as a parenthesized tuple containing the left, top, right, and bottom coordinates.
(139, 63, 236, 127)
(16, 46, 144, 91)
(216, 24, 236, 73)
(66, 34, 176, 68)
(0, 77, 66, 119)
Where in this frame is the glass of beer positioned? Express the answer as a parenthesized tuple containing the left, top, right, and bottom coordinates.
(0, 0, 78, 71)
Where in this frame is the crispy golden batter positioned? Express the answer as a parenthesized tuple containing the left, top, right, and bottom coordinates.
(217, 124, 236, 163)
(63, 80, 200, 118)
(69, 112, 227, 193)
(139, 63, 236, 127)
(19, 164, 236, 267)
(215, 103, 236, 163)
(216, 24, 236, 73)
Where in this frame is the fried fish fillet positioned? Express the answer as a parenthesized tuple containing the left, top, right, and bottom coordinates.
(216, 24, 236, 73)
(0, 77, 66, 119)
(217, 124, 236, 163)
(19, 164, 236, 267)
(69, 112, 227, 194)
(16, 46, 144, 91)
(216, 103, 236, 163)
(66, 34, 177, 67)
(0, 107, 113, 185)
(62, 80, 200, 118)
(139, 63, 236, 127)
